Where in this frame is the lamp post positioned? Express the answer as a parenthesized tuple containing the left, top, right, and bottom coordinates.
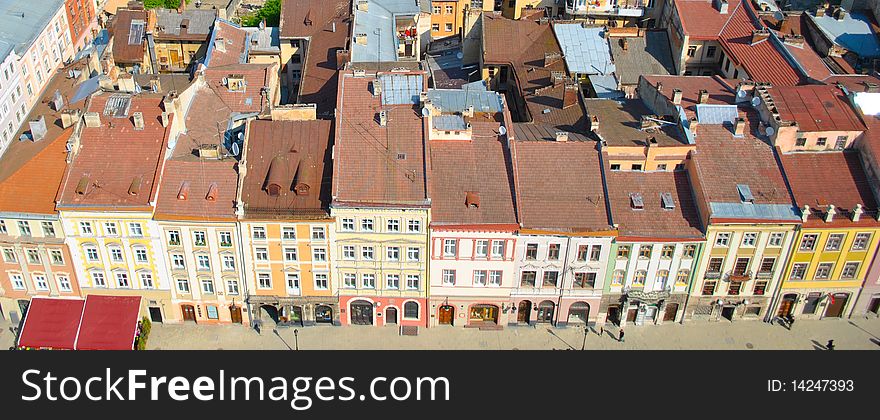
(293, 329, 299, 351)
(581, 325, 589, 350)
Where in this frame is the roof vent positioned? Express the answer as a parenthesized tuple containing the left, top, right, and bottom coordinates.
(737, 184, 754, 203)
(357, 0, 368, 12)
(661, 192, 675, 210)
(28, 116, 48, 141)
(75, 176, 90, 195)
(83, 112, 101, 128)
(630, 193, 644, 209)
(206, 183, 219, 201)
(129, 176, 142, 196)
(132, 112, 144, 130)
(177, 181, 190, 200)
(465, 191, 480, 208)
(555, 132, 568, 142)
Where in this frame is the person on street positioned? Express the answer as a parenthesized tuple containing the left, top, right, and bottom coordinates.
(619, 328, 625, 343)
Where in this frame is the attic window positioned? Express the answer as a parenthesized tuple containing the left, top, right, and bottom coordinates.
(177, 181, 190, 200)
(75, 176, 90, 195)
(396, 153, 407, 160)
(465, 191, 480, 208)
(224, 75, 246, 92)
(294, 158, 314, 196)
(265, 155, 286, 197)
(630, 193, 644, 210)
(737, 184, 755, 203)
(661, 192, 675, 210)
(206, 183, 219, 201)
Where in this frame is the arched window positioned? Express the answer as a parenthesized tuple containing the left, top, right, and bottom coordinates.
(403, 301, 420, 319)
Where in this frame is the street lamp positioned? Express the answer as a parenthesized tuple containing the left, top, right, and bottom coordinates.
(581, 325, 589, 350)
(293, 329, 299, 351)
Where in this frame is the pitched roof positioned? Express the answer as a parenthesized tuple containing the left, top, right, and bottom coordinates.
(154, 8, 217, 40)
(111, 8, 148, 64)
(428, 121, 518, 226)
(57, 94, 172, 210)
(294, 0, 351, 117)
(203, 63, 274, 114)
(333, 71, 429, 207)
(585, 99, 688, 147)
(641, 75, 737, 118)
(0, 0, 65, 57)
(779, 150, 880, 227)
(674, 0, 742, 40)
(205, 19, 249, 67)
(604, 168, 704, 240)
(609, 31, 675, 86)
(512, 140, 611, 232)
(240, 119, 333, 218)
(767, 84, 866, 132)
(280, 0, 350, 38)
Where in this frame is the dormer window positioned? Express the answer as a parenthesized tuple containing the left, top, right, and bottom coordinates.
(737, 184, 754, 203)
(630, 193, 644, 209)
(224, 75, 246, 92)
(466, 191, 480, 208)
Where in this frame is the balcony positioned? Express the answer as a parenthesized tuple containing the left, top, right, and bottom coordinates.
(725, 271, 753, 282)
(565, 0, 646, 17)
(704, 271, 722, 280)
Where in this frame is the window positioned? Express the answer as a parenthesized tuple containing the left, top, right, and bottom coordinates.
(799, 234, 818, 251)
(687, 46, 696, 57)
(661, 245, 674, 258)
(433, 5, 441, 13)
(91, 272, 106, 287)
(475, 240, 489, 258)
(444, 239, 458, 257)
(0, 220, 5, 234)
(2, 247, 16, 262)
(790, 263, 808, 280)
(386, 274, 400, 289)
(58, 275, 72, 292)
(284, 247, 298, 262)
(18, 221, 32, 236)
(193, 231, 207, 247)
(795, 136, 806, 147)
(445, 5, 454, 13)
(825, 234, 845, 251)
(362, 274, 375, 289)
(219, 231, 232, 247)
(702, 281, 717, 295)
(404, 301, 419, 319)
(222, 255, 235, 271)
(41, 222, 55, 237)
(816, 137, 827, 147)
(29, 274, 48, 291)
(632, 270, 647, 286)
(84, 245, 99, 262)
(707, 257, 724, 274)
(407, 220, 421, 232)
(406, 274, 420, 290)
(574, 272, 596, 288)
(841, 262, 860, 279)
(26, 248, 41, 264)
(314, 273, 329, 290)
(311, 226, 326, 240)
(342, 273, 356, 288)
(386, 219, 400, 232)
(835, 136, 847, 150)
(128, 223, 143, 237)
(474, 270, 487, 286)
(407, 247, 420, 261)
(257, 273, 272, 289)
(815, 262, 833, 279)
(657, 270, 670, 288)
(171, 254, 186, 269)
(612, 270, 625, 285)
(715, 232, 731, 247)
(489, 270, 502, 286)
(548, 244, 561, 260)
(255, 247, 268, 262)
(133, 247, 148, 263)
(657, 164, 667, 171)
(80, 222, 94, 235)
(676, 269, 690, 284)
(10, 273, 25, 290)
(852, 233, 871, 250)
(683, 244, 697, 258)
(542, 271, 559, 287)
(361, 219, 374, 232)
(759, 257, 775, 274)
(386, 246, 400, 261)
(520, 271, 537, 287)
(632, 164, 643, 171)
(733, 258, 750, 276)
(590, 245, 601, 261)
(445, 23, 453, 32)
(252, 226, 266, 240)
(525, 243, 538, 260)
(227, 280, 240, 295)
(342, 218, 355, 231)
(173, 277, 189, 293)
(313, 248, 327, 262)
(115, 272, 130, 288)
(167, 230, 180, 245)
(288, 273, 302, 291)
(638, 245, 652, 259)
(753, 281, 768, 296)
(442, 269, 456, 285)
(196, 255, 211, 271)
(282, 227, 297, 240)
(432, 23, 440, 31)
(201, 279, 215, 294)
(610, 164, 621, 171)
(617, 245, 631, 259)
(343, 245, 356, 260)
(768, 232, 784, 247)
(741, 232, 758, 247)
(103, 222, 117, 236)
(577, 245, 588, 261)
(361, 246, 374, 260)
(706, 45, 717, 57)
(108, 246, 123, 263)
(728, 281, 741, 295)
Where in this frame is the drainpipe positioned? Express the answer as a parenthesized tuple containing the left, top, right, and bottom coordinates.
(680, 241, 705, 324)
(235, 220, 251, 325)
(554, 236, 573, 327)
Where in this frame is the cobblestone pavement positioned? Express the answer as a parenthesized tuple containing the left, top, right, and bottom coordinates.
(139, 317, 880, 350)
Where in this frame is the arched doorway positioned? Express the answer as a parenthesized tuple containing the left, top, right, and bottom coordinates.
(469, 304, 499, 325)
(284, 306, 303, 326)
(260, 305, 279, 323)
(315, 305, 333, 324)
(385, 307, 398, 324)
(181, 304, 197, 322)
(350, 300, 373, 325)
(824, 293, 849, 318)
(606, 305, 620, 326)
(438, 305, 454, 325)
(777, 294, 797, 319)
(537, 300, 555, 323)
(567, 301, 590, 324)
(517, 300, 532, 324)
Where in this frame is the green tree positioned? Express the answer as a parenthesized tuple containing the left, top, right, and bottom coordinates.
(240, 0, 281, 27)
(144, 0, 185, 10)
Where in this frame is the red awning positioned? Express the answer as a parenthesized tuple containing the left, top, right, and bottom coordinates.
(76, 295, 142, 350)
(17, 298, 85, 350)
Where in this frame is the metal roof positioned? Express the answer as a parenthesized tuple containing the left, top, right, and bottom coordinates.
(552, 24, 615, 75)
(809, 11, 880, 58)
(351, 0, 422, 62)
(433, 115, 468, 131)
(588, 74, 623, 99)
(696, 104, 739, 125)
(709, 202, 800, 221)
(155, 9, 216, 36)
(426, 86, 504, 114)
(379, 73, 423, 105)
(0, 0, 65, 58)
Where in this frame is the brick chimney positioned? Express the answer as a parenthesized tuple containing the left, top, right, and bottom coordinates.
(698, 89, 709, 104)
(562, 81, 578, 109)
(672, 88, 683, 105)
(751, 28, 770, 45)
(733, 117, 746, 136)
(689, 116, 699, 136)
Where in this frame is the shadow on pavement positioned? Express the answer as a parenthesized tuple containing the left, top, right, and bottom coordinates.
(545, 329, 576, 350)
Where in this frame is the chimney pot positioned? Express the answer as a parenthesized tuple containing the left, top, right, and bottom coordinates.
(824, 204, 836, 222)
(698, 89, 709, 104)
(802, 204, 810, 222)
(672, 88, 683, 105)
(132, 112, 144, 130)
(853, 203, 863, 222)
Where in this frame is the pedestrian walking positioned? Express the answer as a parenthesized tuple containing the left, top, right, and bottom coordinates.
(826, 339, 835, 351)
(618, 328, 625, 343)
(599, 326, 604, 337)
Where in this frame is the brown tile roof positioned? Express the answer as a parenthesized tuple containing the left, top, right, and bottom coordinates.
(779, 150, 880, 227)
(295, 0, 351, 118)
(604, 168, 704, 240)
(512, 122, 591, 142)
(428, 121, 518, 226)
(768, 84, 866, 132)
(784, 41, 833, 82)
(57, 94, 172, 210)
(204, 64, 273, 114)
(241, 119, 333, 219)
(111, 9, 148, 64)
(279, 0, 349, 39)
(206, 19, 249, 67)
(332, 72, 429, 207)
(641, 75, 737, 118)
(154, 160, 238, 220)
(585, 99, 688, 147)
(512, 140, 611, 232)
(675, 0, 743, 40)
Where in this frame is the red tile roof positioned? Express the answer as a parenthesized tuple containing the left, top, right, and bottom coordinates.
(111, 9, 148, 64)
(207, 19, 249, 67)
(154, 159, 238, 220)
(512, 140, 611, 232)
(57, 94, 172, 210)
(604, 167, 704, 240)
(641, 75, 737, 118)
(241, 119, 333, 219)
(428, 121, 518, 226)
(332, 72, 429, 207)
(675, 0, 742, 40)
(295, 0, 351, 118)
(768, 84, 866, 132)
(784, 42, 832, 82)
(204, 64, 274, 114)
(779, 150, 880, 227)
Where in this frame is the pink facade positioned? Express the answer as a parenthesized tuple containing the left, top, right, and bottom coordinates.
(339, 295, 428, 327)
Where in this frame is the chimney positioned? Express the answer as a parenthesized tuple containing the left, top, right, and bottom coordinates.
(689, 116, 699, 136)
(357, 0, 368, 12)
(132, 112, 144, 130)
(656, 81, 663, 93)
(98, 75, 114, 90)
(802, 204, 810, 222)
(853, 203, 863, 222)
(733, 117, 746, 137)
(117, 73, 137, 93)
(370, 80, 382, 97)
(621, 37, 628, 51)
(555, 132, 569, 142)
(562, 81, 578, 109)
(672, 88, 683, 105)
(149, 76, 162, 93)
(825, 204, 836, 222)
(83, 112, 101, 128)
(864, 82, 880, 93)
(378, 110, 388, 126)
(698, 89, 709, 104)
(61, 109, 79, 128)
(590, 115, 600, 133)
(354, 33, 367, 45)
(463, 105, 474, 118)
(28, 116, 48, 141)
(335, 49, 350, 69)
(715, 0, 729, 14)
(751, 28, 770, 45)
(816, 4, 827, 17)
(544, 52, 561, 68)
(198, 144, 221, 159)
(160, 111, 170, 127)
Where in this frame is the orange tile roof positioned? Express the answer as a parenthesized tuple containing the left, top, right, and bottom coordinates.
(207, 19, 249, 67)
(0, 129, 72, 215)
(204, 64, 273, 114)
(153, 160, 238, 220)
(768, 84, 866, 132)
(675, 0, 742, 40)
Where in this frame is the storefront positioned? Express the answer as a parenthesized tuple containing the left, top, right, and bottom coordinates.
(248, 295, 340, 326)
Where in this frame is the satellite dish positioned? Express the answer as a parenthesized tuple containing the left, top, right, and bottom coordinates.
(237, 131, 244, 141)
(737, 89, 747, 98)
(456, 52, 463, 60)
(231, 142, 240, 156)
(421, 107, 430, 117)
(751, 96, 762, 107)
(765, 126, 775, 136)
(498, 126, 507, 136)
(773, 11, 785, 21)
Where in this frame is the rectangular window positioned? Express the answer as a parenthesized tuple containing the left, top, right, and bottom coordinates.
(687, 46, 696, 57)
(311, 226, 326, 240)
(661, 245, 674, 258)
(683, 244, 697, 258)
(475, 240, 489, 258)
(255, 247, 268, 261)
(41, 222, 56, 237)
(91, 272, 106, 287)
(407, 220, 421, 232)
(548, 244, 561, 260)
(342, 218, 355, 231)
(288, 273, 302, 291)
(542, 271, 559, 287)
(361, 219, 374, 232)
(617, 245, 631, 259)
(103, 222, 117, 236)
(386, 220, 400, 232)
(708, 257, 724, 274)
(442, 269, 456, 285)
(10, 273, 25, 290)
(733, 257, 750, 276)
(676, 269, 690, 284)
(633, 270, 647, 285)
(741, 232, 758, 247)
(85, 246, 99, 262)
(128, 223, 143, 237)
(284, 247, 298, 262)
(172, 254, 186, 269)
(252, 226, 266, 240)
(443, 239, 457, 257)
(406, 274, 420, 290)
(343, 245, 356, 260)
(525, 244, 538, 260)
(32, 274, 48, 291)
(800, 234, 818, 251)
(790, 263, 808, 280)
(715, 232, 731, 247)
(26, 249, 41, 264)
(816, 137, 827, 146)
(489, 270, 502, 286)
(445, 23, 453, 32)
(313, 248, 327, 262)
(815, 262, 833, 279)
(109, 247, 123, 263)
(201, 279, 215, 294)
(728, 281, 741, 296)
(759, 257, 775, 274)
(134, 248, 148, 263)
(577, 245, 588, 262)
(706, 45, 716, 57)
(639, 245, 652, 259)
(702, 281, 717, 295)
(590, 245, 602, 261)
(386, 246, 400, 261)
(196, 255, 211, 271)
(520, 271, 536, 287)
(58, 275, 72, 292)
(342, 273, 356, 289)
(385, 274, 399, 290)
(768, 232, 784, 247)
(407, 247, 420, 262)
(18, 221, 32, 236)
(219, 231, 232, 247)
(474, 270, 487, 286)
(3, 247, 16, 263)
(227, 280, 240, 295)
(193, 231, 207, 247)
(362, 274, 375, 289)
(257, 273, 272, 289)
(825, 233, 844, 251)
(281, 227, 297, 240)
(0, 220, 6, 234)
(574, 272, 596, 288)
(841, 262, 860, 279)
(852, 233, 871, 250)
(115, 272, 129, 288)
(80, 222, 93, 235)
(167, 230, 180, 245)
(361, 246, 374, 260)
(222, 255, 235, 271)
(753, 281, 767, 296)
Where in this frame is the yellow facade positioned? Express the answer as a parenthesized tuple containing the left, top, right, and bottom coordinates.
(431, 0, 464, 38)
(154, 40, 207, 73)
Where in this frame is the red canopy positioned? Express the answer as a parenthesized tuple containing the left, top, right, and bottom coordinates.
(17, 298, 85, 350)
(76, 295, 142, 350)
